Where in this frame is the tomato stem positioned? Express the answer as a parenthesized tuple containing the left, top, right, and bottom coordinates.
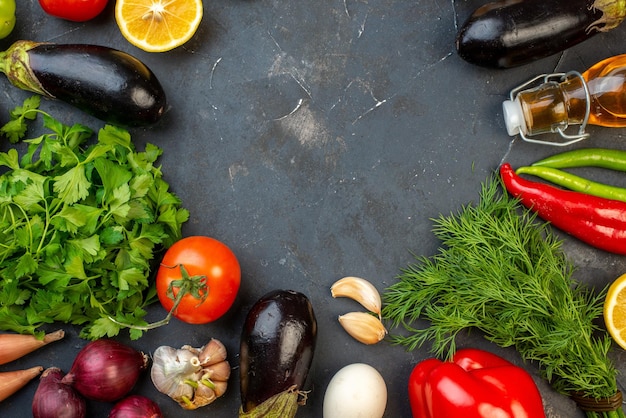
(108, 264, 209, 331)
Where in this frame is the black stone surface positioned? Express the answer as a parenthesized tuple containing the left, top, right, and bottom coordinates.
(3, 1, 626, 417)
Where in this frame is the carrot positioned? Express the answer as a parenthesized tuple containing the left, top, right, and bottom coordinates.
(0, 366, 43, 401)
(0, 330, 64, 365)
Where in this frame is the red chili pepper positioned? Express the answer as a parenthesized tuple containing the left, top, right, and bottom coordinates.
(500, 163, 626, 255)
(408, 348, 545, 418)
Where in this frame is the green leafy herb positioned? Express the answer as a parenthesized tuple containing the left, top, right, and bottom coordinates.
(382, 174, 621, 414)
(0, 97, 189, 340)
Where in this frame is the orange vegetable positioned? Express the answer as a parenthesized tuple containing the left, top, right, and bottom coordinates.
(0, 366, 43, 401)
(0, 330, 64, 365)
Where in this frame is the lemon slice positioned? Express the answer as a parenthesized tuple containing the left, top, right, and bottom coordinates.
(115, 0, 203, 53)
(604, 273, 626, 350)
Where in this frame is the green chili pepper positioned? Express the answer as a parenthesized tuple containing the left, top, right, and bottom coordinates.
(532, 148, 626, 171)
(516, 165, 626, 203)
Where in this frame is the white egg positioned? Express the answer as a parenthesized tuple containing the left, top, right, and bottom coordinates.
(323, 363, 387, 418)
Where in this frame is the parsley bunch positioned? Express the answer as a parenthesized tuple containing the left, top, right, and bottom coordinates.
(0, 97, 189, 340)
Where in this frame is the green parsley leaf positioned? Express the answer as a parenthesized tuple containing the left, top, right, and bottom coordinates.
(0, 97, 189, 340)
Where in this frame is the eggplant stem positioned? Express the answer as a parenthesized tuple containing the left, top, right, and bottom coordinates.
(0, 41, 48, 96)
(108, 264, 209, 331)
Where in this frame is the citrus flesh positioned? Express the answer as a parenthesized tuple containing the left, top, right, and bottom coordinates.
(604, 273, 626, 350)
(115, 0, 203, 53)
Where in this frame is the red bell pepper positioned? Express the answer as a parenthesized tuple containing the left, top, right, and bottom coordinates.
(409, 348, 545, 418)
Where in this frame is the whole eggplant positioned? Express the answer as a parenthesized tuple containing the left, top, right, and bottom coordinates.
(456, 0, 626, 68)
(0, 40, 167, 126)
(239, 289, 317, 417)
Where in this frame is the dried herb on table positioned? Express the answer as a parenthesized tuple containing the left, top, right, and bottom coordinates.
(382, 173, 623, 417)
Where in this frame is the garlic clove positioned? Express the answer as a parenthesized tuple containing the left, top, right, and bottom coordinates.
(198, 338, 228, 366)
(331, 276, 382, 317)
(205, 359, 231, 381)
(338, 311, 387, 345)
(211, 380, 229, 397)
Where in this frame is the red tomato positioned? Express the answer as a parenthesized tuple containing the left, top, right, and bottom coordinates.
(38, 0, 109, 22)
(156, 236, 241, 324)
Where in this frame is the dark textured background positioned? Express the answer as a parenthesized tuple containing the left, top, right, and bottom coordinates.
(3, 0, 626, 416)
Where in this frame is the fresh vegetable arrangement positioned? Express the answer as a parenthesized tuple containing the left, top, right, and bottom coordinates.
(239, 289, 317, 418)
(0, 97, 189, 340)
(457, 0, 626, 68)
(409, 348, 545, 418)
(0, 41, 167, 127)
(5, 1, 626, 418)
(382, 175, 624, 417)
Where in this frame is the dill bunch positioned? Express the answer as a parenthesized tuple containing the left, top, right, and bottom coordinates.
(382, 174, 620, 407)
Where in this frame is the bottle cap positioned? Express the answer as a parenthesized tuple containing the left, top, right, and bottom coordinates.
(502, 98, 525, 136)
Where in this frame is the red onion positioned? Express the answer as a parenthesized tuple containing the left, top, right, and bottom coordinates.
(109, 395, 163, 418)
(61, 339, 148, 402)
(32, 367, 86, 418)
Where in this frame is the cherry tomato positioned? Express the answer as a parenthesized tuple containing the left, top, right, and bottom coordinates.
(0, 0, 16, 39)
(156, 236, 241, 324)
(38, 0, 108, 22)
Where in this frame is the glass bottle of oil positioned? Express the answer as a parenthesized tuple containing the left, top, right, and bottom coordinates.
(503, 54, 626, 143)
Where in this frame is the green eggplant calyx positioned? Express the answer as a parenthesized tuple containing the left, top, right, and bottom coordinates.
(0, 40, 48, 97)
(239, 386, 301, 418)
(589, 0, 626, 32)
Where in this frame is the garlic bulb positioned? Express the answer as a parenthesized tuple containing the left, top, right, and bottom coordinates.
(150, 339, 230, 410)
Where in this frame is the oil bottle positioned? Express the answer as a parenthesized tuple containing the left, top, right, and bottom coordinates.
(503, 54, 626, 145)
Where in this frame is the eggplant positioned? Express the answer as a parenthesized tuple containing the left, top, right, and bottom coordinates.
(0, 40, 166, 126)
(456, 0, 626, 69)
(239, 289, 317, 417)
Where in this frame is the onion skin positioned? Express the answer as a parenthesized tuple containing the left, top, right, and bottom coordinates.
(109, 395, 163, 418)
(61, 339, 148, 402)
(32, 367, 86, 418)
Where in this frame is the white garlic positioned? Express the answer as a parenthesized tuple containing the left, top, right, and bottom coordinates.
(338, 311, 387, 345)
(331, 276, 382, 318)
(150, 339, 231, 410)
